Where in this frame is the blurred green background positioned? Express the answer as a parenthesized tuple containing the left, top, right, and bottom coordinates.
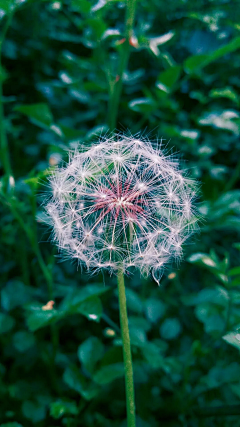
(1, 0, 240, 426)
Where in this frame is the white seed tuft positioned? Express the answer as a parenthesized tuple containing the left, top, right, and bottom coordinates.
(43, 134, 199, 283)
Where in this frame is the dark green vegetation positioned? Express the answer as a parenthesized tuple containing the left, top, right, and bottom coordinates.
(1, 0, 240, 426)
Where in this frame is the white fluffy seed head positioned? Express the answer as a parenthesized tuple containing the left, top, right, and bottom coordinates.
(43, 133, 199, 284)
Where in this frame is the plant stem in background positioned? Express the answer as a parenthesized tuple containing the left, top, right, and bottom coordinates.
(0, 10, 14, 180)
(0, 10, 59, 360)
(224, 158, 240, 191)
(117, 270, 136, 427)
(8, 202, 54, 296)
(8, 201, 59, 358)
(107, 0, 137, 131)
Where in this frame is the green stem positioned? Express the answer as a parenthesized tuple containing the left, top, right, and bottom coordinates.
(102, 312, 121, 334)
(19, 231, 31, 287)
(0, 10, 14, 179)
(8, 202, 53, 297)
(224, 158, 240, 191)
(8, 200, 59, 357)
(107, 0, 137, 131)
(33, 243, 54, 298)
(117, 270, 136, 427)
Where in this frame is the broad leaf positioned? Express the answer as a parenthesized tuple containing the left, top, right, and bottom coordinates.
(14, 103, 53, 129)
(184, 36, 240, 73)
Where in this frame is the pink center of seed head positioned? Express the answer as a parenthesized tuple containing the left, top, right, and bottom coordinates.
(91, 178, 147, 227)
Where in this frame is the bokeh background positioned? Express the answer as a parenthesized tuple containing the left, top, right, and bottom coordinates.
(1, 0, 240, 426)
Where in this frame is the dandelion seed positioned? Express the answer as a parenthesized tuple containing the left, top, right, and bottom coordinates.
(43, 133, 199, 283)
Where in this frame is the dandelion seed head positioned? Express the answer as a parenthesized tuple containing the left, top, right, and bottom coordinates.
(43, 133, 199, 283)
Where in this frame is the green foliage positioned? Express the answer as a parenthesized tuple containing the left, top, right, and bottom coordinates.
(0, 0, 240, 426)
(0, 423, 23, 427)
(160, 318, 182, 340)
(21, 401, 46, 423)
(184, 36, 240, 73)
(78, 336, 104, 373)
(50, 400, 78, 419)
(93, 363, 124, 385)
(63, 366, 100, 400)
(0, 312, 15, 333)
(14, 103, 54, 129)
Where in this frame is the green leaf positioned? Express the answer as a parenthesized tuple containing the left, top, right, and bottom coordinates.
(198, 110, 239, 135)
(224, 362, 240, 382)
(76, 295, 102, 322)
(200, 363, 240, 390)
(97, 346, 123, 367)
(129, 324, 147, 347)
(93, 363, 124, 385)
(12, 331, 35, 352)
(230, 383, 240, 399)
(161, 357, 182, 379)
(184, 36, 240, 73)
(195, 303, 211, 323)
(63, 366, 99, 400)
(145, 298, 166, 323)
(14, 103, 53, 129)
(50, 400, 78, 419)
(156, 66, 181, 93)
(141, 342, 164, 369)
(0, 0, 27, 13)
(0, 65, 8, 83)
(187, 252, 218, 268)
(223, 332, 240, 351)
(71, 0, 91, 13)
(86, 17, 107, 39)
(125, 288, 143, 314)
(1, 280, 33, 311)
(231, 277, 240, 286)
(0, 312, 15, 333)
(28, 285, 108, 327)
(209, 87, 239, 105)
(129, 316, 151, 332)
(195, 303, 225, 335)
(56, 124, 83, 141)
(0, 0, 12, 13)
(0, 424, 23, 427)
(23, 294, 99, 331)
(128, 98, 155, 114)
(184, 54, 209, 73)
(229, 266, 240, 276)
(60, 285, 110, 312)
(181, 287, 229, 307)
(204, 315, 225, 335)
(160, 318, 182, 340)
(128, 316, 150, 347)
(78, 337, 104, 373)
(22, 400, 46, 423)
(25, 303, 59, 332)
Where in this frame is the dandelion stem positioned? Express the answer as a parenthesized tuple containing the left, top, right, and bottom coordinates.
(107, 0, 137, 131)
(117, 270, 136, 427)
